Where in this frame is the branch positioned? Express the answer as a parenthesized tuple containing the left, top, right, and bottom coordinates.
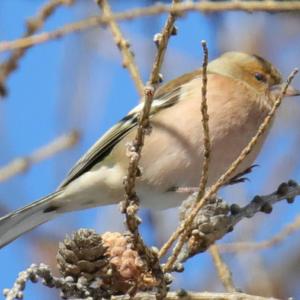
(209, 244, 236, 293)
(3, 262, 280, 300)
(219, 188, 300, 253)
(0, 0, 74, 97)
(122, 0, 179, 239)
(161, 40, 211, 271)
(176, 180, 300, 264)
(197, 40, 210, 199)
(2, 1, 300, 53)
(0, 131, 80, 182)
(159, 68, 299, 270)
(120, 1, 180, 297)
(96, 0, 144, 96)
(122, 291, 279, 300)
(148, 1, 179, 86)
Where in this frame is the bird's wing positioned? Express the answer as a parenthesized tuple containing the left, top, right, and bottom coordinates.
(58, 74, 198, 189)
(58, 112, 137, 188)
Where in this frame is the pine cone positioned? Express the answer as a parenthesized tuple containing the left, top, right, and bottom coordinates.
(101, 232, 158, 294)
(179, 195, 231, 256)
(57, 229, 159, 296)
(57, 229, 109, 281)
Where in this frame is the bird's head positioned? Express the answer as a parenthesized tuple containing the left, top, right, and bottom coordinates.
(208, 51, 300, 101)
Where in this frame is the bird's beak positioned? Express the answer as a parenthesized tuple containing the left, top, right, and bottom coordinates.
(269, 83, 300, 98)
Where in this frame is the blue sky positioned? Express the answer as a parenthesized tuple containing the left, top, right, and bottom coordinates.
(1, 1, 300, 298)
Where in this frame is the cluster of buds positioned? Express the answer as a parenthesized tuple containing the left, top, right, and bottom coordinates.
(179, 195, 231, 258)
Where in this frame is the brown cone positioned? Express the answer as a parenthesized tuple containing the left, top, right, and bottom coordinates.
(57, 229, 158, 295)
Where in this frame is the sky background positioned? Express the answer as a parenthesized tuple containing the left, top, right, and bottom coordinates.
(1, 0, 300, 299)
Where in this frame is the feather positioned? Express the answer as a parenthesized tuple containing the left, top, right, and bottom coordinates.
(59, 79, 187, 188)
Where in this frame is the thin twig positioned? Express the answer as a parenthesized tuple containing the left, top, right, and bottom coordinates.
(219, 211, 300, 253)
(148, 1, 180, 85)
(96, 0, 144, 96)
(197, 40, 210, 199)
(0, 131, 80, 182)
(2, 1, 300, 53)
(122, 0, 179, 236)
(163, 40, 214, 275)
(119, 291, 279, 300)
(160, 69, 299, 271)
(158, 40, 210, 264)
(199, 58, 235, 291)
(196, 54, 235, 292)
(177, 180, 300, 264)
(122, 0, 180, 234)
(120, 1, 180, 297)
(0, 0, 74, 97)
(209, 244, 236, 293)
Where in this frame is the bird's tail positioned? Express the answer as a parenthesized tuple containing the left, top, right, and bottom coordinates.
(0, 191, 62, 249)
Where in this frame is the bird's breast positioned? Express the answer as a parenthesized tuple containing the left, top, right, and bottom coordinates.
(138, 75, 270, 195)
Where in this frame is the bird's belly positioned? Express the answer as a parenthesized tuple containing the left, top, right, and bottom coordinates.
(137, 184, 186, 209)
(59, 164, 125, 211)
(139, 118, 268, 195)
(60, 163, 185, 211)
(206, 121, 269, 186)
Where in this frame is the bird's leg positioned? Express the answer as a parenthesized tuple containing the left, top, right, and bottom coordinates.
(167, 186, 199, 194)
(176, 187, 200, 193)
(169, 165, 258, 193)
(226, 164, 258, 185)
(168, 165, 258, 193)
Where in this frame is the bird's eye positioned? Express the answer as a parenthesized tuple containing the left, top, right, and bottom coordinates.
(254, 72, 267, 82)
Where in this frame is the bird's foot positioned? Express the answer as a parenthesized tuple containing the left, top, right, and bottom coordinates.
(226, 164, 259, 185)
(168, 186, 199, 194)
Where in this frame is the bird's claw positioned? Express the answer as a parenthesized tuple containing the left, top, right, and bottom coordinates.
(226, 164, 259, 186)
(168, 186, 199, 194)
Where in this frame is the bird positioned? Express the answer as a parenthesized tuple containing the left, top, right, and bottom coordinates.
(0, 51, 299, 249)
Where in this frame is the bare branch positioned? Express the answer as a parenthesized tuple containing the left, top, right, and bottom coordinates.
(96, 0, 144, 96)
(148, 1, 179, 85)
(219, 195, 300, 253)
(122, 0, 179, 234)
(198, 55, 236, 293)
(3, 262, 279, 300)
(2, 2, 300, 53)
(160, 40, 210, 271)
(0, 0, 74, 97)
(120, 1, 181, 297)
(177, 180, 300, 264)
(122, 0, 180, 234)
(0, 131, 80, 182)
(209, 244, 236, 292)
(197, 40, 210, 200)
(121, 291, 280, 300)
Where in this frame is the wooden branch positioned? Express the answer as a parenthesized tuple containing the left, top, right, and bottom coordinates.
(121, 0, 179, 232)
(126, 291, 279, 300)
(161, 40, 210, 271)
(197, 40, 210, 199)
(3, 262, 280, 300)
(120, 1, 180, 297)
(0, 0, 74, 97)
(0, 131, 80, 182)
(209, 244, 236, 292)
(147, 1, 180, 86)
(96, 0, 144, 96)
(2, 1, 300, 53)
(219, 197, 300, 253)
(177, 180, 300, 264)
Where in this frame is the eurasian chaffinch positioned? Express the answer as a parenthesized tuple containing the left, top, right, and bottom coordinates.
(0, 51, 299, 248)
